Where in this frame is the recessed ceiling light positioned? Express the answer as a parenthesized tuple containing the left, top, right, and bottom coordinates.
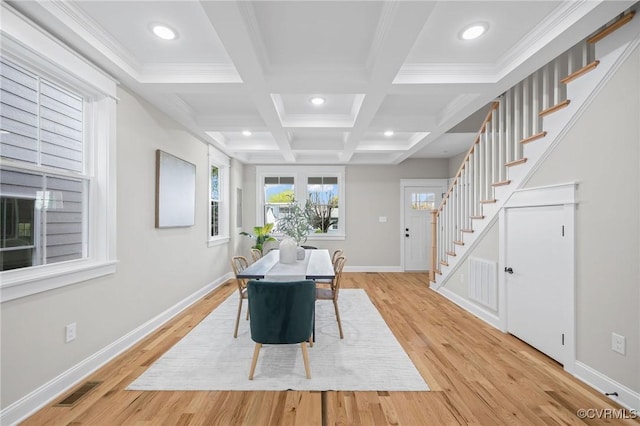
(384, 130, 394, 137)
(460, 23, 488, 40)
(242, 130, 252, 136)
(152, 24, 176, 40)
(310, 96, 326, 106)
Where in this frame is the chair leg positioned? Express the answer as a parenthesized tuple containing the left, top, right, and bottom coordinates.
(234, 298, 243, 338)
(301, 342, 311, 379)
(249, 343, 262, 380)
(333, 299, 344, 339)
(246, 304, 250, 320)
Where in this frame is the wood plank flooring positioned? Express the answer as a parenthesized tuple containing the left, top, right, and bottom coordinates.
(22, 272, 638, 425)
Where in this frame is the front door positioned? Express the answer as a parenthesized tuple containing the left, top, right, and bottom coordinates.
(505, 205, 571, 364)
(403, 186, 441, 271)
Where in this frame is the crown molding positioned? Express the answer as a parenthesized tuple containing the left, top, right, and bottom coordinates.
(365, 1, 400, 74)
(495, 0, 598, 80)
(393, 63, 497, 84)
(40, 0, 141, 78)
(237, 1, 271, 74)
(138, 63, 242, 84)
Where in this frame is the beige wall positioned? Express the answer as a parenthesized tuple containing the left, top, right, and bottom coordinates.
(0, 87, 234, 408)
(448, 152, 467, 177)
(240, 158, 449, 268)
(445, 221, 499, 306)
(523, 45, 640, 392)
(441, 45, 640, 392)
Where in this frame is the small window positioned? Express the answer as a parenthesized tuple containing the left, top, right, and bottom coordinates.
(307, 176, 339, 233)
(411, 192, 435, 210)
(208, 146, 229, 245)
(263, 176, 294, 231)
(211, 166, 219, 237)
(256, 166, 345, 240)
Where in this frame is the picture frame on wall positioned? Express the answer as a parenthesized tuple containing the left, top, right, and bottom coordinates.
(155, 149, 196, 228)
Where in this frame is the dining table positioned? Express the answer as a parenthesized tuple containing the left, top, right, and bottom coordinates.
(237, 249, 335, 281)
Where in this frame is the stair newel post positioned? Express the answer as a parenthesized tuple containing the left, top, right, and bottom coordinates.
(430, 209, 438, 283)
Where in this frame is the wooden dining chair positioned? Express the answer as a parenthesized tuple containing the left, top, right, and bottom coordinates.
(331, 249, 343, 265)
(247, 279, 316, 379)
(230, 256, 250, 338)
(250, 248, 262, 263)
(316, 256, 346, 339)
(316, 249, 344, 288)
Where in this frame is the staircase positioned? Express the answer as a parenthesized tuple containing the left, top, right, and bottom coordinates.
(430, 10, 638, 288)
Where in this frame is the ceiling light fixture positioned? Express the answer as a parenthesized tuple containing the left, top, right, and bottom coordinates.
(460, 23, 488, 40)
(152, 24, 177, 40)
(310, 96, 326, 106)
(242, 130, 252, 136)
(384, 130, 394, 137)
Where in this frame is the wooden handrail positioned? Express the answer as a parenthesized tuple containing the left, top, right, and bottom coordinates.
(587, 11, 635, 44)
(437, 101, 499, 212)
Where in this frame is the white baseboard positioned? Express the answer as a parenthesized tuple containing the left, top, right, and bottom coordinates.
(344, 266, 403, 273)
(573, 361, 640, 412)
(0, 272, 233, 426)
(435, 286, 502, 330)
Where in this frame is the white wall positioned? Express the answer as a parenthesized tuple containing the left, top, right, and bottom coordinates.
(0, 87, 234, 408)
(240, 158, 449, 268)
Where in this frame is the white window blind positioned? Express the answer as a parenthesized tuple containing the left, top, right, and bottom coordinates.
(0, 57, 86, 271)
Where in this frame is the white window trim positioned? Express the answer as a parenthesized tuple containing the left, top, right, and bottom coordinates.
(0, 4, 118, 302)
(256, 165, 346, 240)
(208, 145, 230, 247)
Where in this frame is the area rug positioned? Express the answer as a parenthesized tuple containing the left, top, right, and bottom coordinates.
(127, 289, 429, 391)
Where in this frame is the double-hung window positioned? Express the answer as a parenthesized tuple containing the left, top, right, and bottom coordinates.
(208, 145, 229, 246)
(256, 166, 345, 240)
(1, 5, 117, 302)
(1, 59, 87, 272)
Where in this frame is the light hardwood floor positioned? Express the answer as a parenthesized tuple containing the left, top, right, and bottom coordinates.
(23, 272, 638, 425)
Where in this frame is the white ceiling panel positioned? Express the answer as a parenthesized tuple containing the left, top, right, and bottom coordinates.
(9, 0, 635, 165)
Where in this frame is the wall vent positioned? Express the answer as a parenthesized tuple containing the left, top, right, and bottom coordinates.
(468, 257, 498, 311)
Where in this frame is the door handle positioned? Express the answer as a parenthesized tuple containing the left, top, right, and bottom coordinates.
(504, 267, 514, 274)
(405, 233, 410, 237)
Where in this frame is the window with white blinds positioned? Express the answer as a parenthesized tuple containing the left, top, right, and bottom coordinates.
(0, 57, 87, 271)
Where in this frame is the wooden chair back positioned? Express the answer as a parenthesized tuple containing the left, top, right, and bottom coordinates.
(231, 256, 249, 292)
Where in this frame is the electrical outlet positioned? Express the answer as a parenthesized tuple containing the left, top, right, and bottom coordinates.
(611, 332, 625, 355)
(65, 323, 77, 343)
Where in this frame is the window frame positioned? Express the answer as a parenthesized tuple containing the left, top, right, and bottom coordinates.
(208, 145, 230, 247)
(256, 165, 346, 241)
(0, 4, 118, 302)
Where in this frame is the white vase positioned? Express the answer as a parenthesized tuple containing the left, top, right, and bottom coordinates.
(296, 246, 305, 260)
(279, 237, 297, 264)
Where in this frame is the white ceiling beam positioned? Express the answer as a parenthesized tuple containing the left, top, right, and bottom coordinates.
(199, 1, 296, 162)
(341, 1, 438, 162)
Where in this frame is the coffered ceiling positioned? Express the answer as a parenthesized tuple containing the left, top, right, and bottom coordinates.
(7, 0, 635, 164)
